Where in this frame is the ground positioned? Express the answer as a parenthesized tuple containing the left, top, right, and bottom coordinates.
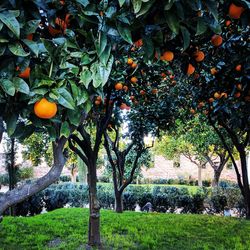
(0, 208, 249, 250)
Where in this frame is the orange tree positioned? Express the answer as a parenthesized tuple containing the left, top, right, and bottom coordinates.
(165, 2, 250, 217)
(0, 0, 230, 247)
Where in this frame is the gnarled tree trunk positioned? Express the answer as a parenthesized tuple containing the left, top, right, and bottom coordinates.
(114, 190, 123, 213)
(0, 137, 67, 218)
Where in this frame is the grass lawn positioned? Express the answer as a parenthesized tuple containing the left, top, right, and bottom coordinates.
(0, 208, 249, 250)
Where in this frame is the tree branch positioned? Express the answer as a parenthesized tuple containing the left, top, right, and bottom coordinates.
(0, 137, 67, 217)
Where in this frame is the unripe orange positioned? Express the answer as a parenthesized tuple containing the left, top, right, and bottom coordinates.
(34, 98, 57, 119)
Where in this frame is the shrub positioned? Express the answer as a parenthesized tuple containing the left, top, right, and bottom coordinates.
(17, 167, 34, 180)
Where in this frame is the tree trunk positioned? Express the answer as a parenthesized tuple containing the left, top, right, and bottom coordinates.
(0, 138, 67, 218)
(87, 162, 101, 247)
(212, 168, 222, 187)
(240, 151, 250, 219)
(78, 156, 87, 184)
(0, 117, 4, 144)
(198, 165, 202, 187)
(115, 191, 123, 213)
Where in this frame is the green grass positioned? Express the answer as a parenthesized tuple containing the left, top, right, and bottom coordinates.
(0, 208, 250, 250)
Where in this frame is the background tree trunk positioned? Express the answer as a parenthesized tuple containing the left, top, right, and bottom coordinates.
(88, 163, 101, 247)
(212, 169, 222, 187)
(78, 156, 87, 184)
(114, 190, 123, 213)
(198, 166, 202, 187)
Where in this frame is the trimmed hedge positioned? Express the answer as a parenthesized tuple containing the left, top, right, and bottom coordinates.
(2, 182, 245, 217)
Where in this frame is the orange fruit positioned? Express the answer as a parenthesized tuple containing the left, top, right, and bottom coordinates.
(48, 25, 62, 36)
(120, 103, 127, 110)
(127, 58, 133, 65)
(123, 85, 128, 92)
(214, 92, 221, 99)
(193, 51, 205, 62)
(131, 62, 137, 69)
(162, 51, 174, 62)
(96, 96, 102, 101)
(221, 92, 228, 98)
(130, 76, 138, 84)
(208, 98, 214, 103)
(225, 20, 231, 27)
(18, 67, 31, 79)
(211, 35, 223, 47)
(210, 67, 218, 75)
(236, 83, 242, 90)
(140, 90, 146, 95)
(235, 64, 242, 71)
(152, 89, 158, 94)
(187, 64, 195, 75)
(26, 34, 33, 41)
(60, 0, 65, 4)
(228, 3, 245, 19)
(34, 98, 57, 119)
(198, 102, 205, 109)
(115, 82, 123, 90)
(161, 73, 166, 78)
(95, 100, 101, 105)
(130, 96, 135, 101)
(234, 92, 241, 98)
(134, 39, 143, 48)
(190, 108, 195, 114)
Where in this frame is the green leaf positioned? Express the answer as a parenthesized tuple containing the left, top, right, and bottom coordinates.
(60, 121, 71, 138)
(180, 26, 190, 51)
(117, 23, 133, 44)
(13, 77, 30, 95)
(84, 99, 92, 113)
(132, 0, 142, 13)
(164, 0, 174, 10)
(47, 126, 57, 141)
(6, 113, 18, 136)
(91, 63, 102, 88)
(76, 0, 89, 7)
(118, 0, 126, 7)
(99, 55, 114, 86)
(1, 79, 15, 96)
(67, 110, 81, 126)
(77, 90, 89, 106)
(165, 11, 180, 34)
(80, 67, 92, 88)
(99, 44, 111, 65)
(205, 0, 218, 21)
(23, 20, 40, 34)
(57, 88, 75, 110)
(22, 39, 39, 57)
(8, 42, 30, 57)
(0, 11, 20, 38)
(196, 18, 207, 36)
(95, 31, 107, 57)
(136, 0, 155, 17)
(0, 45, 6, 56)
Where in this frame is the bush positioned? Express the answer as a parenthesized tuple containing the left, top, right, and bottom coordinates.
(0, 174, 9, 186)
(59, 175, 71, 182)
(17, 167, 34, 180)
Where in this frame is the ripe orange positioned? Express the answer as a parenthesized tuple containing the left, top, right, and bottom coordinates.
(127, 58, 133, 65)
(210, 67, 218, 75)
(140, 90, 146, 95)
(235, 64, 242, 71)
(211, 35, 223, 47)
(193, 51, 205, 62)
(197, 102, 205, 109)
(208, 98, 214, 103)
(221, 92, 228, 98)
(162, 51, 174, 62)
(187, 64, 195, 75)
(130, 76, 138, 84)
(134, 39, 143, 48)
(96, 96, 102, 101)
(48, 25, 62, 36)
(123, 85, 128, 92)
(115, 82, 123, 90)
(130, 96, 135, 101)
(26, 34, 33, 41)
(152, 89, 158, 94)
(234, 92, 241, 98)
(190, 108, 195, 114)
(34, 98, 57, 119)
(228, 3, 245, 19)
(214, 92, 221, 99)
(18, 67, 31, 79)
(131, 62, 137, 69)
(120, 103, 127, 110)
(161, 73, 166, 78)
(60, 0, 65, 4)
(95, 100, 101, 105)
(236, 83, 242, 90)
(225, 20, 231, 27)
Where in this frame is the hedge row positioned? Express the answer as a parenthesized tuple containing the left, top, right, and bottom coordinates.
(1, 183, 245, 217)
